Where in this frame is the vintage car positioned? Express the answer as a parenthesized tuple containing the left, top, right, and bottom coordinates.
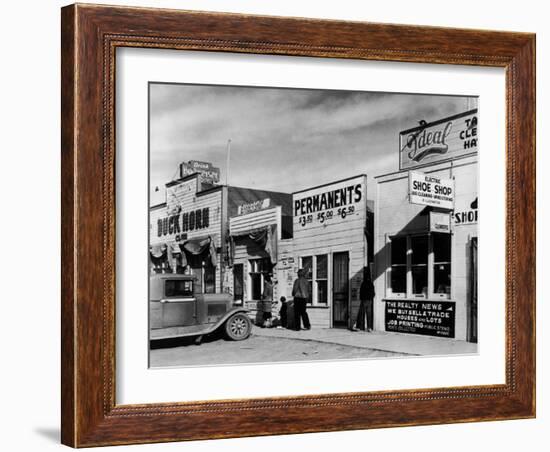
(149, 274, 252, 343)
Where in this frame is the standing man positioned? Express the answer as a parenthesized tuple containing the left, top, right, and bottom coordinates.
(292, 269, 311, 331)
(356, 266, 375, 332)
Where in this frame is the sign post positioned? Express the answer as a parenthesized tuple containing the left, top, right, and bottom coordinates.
(180, 160, 221, 184)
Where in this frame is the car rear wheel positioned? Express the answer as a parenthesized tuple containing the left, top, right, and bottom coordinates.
(225, 313, 252, 341)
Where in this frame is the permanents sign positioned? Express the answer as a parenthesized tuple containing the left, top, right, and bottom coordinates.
(294, 182, 363, 228)
(399, 109, 478, 170)
(409, 171, 454, 209)
(385, 300, 455, 338)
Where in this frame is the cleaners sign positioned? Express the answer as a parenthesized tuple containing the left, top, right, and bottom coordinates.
(409, 171, 454, 210)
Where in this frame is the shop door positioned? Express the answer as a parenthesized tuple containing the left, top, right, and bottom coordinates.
(332, 252, 349, 328)
(467, 238, 478, 343)
(190, 267, 203, 293)
(233, 264, 244, 304)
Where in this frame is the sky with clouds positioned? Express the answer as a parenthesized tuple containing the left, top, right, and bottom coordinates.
(149, 83, 477, 205)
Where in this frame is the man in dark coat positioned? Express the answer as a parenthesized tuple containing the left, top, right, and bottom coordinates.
(355, 267, 375, 331)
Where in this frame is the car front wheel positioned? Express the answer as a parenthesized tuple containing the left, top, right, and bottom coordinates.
(224, 313, 252, 341)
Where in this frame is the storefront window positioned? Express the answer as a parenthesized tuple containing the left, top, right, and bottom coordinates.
(316, 254, 328, 304)
(433, 233, 451, 298)
(204, 264, 216, 294)
(389, 233, 452, 299)
(301, 256, 313, 304)
(299, 254, 329, 305)
(390, 236, 407, 295)
(411, 235, 428, 296)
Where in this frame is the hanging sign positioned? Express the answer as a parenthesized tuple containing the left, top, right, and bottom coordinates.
(237, 198, 271, 216)
(180, 161, 221, 184)
(429, 211, 451, 233)
(409, 171, 455, 210)
(400, 109, 478, 170)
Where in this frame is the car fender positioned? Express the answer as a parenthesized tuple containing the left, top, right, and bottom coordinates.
(209, 307, 250, 332)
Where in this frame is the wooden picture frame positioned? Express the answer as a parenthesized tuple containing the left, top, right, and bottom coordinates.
(61, 3, 535, 447)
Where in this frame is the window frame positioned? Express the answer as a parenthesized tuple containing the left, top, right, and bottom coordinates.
(389, 235, 407, 298)
(164, 279, 194, 298)
(299, 254, 330, 306)
(387, 232, 453, 300)
(432, 232, 452, 299)
(301, 256, 313, 304)
(315, 254, 329, 305)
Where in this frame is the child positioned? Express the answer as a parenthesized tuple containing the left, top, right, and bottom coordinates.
(279, 296, 288, 329)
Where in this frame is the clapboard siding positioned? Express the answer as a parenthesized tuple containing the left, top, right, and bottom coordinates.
(149, 176, 224, 292)
(229, 206, 281, 238)
(291, 175, 369, 328)
(374, 156, 478, 340)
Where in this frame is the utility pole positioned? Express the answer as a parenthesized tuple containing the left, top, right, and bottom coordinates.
(225, 139, 231, 186)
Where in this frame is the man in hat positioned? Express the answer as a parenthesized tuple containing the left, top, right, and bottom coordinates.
(354, 266, 375, 332)
(292, 269, 311, 331)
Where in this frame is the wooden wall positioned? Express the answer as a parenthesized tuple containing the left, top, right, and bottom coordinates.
(374, 156, 478, 340)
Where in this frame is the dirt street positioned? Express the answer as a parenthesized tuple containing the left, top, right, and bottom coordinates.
(150, 330, 406, 367)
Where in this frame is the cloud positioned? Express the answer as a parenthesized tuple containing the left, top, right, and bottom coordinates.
(149, 83, 476, 197)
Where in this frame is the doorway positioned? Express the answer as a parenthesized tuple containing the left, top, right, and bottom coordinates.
(467, 237, 478, 343)
(332, 251, 349, 328)
(233, 263, 244, 304)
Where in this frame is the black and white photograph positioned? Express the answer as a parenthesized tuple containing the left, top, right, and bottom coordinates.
(0, 0, 543, 449)
(148, 82, 479, 367)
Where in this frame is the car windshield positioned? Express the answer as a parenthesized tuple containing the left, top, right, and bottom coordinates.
(165, 279, 193, 297)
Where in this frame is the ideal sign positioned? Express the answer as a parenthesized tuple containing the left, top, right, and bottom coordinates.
(400, 109, 478, 170)
(409, 171, 454, 210)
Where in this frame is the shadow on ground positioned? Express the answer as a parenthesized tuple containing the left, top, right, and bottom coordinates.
(150, 328, 226, 349)
(34, 427, 59, 443)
